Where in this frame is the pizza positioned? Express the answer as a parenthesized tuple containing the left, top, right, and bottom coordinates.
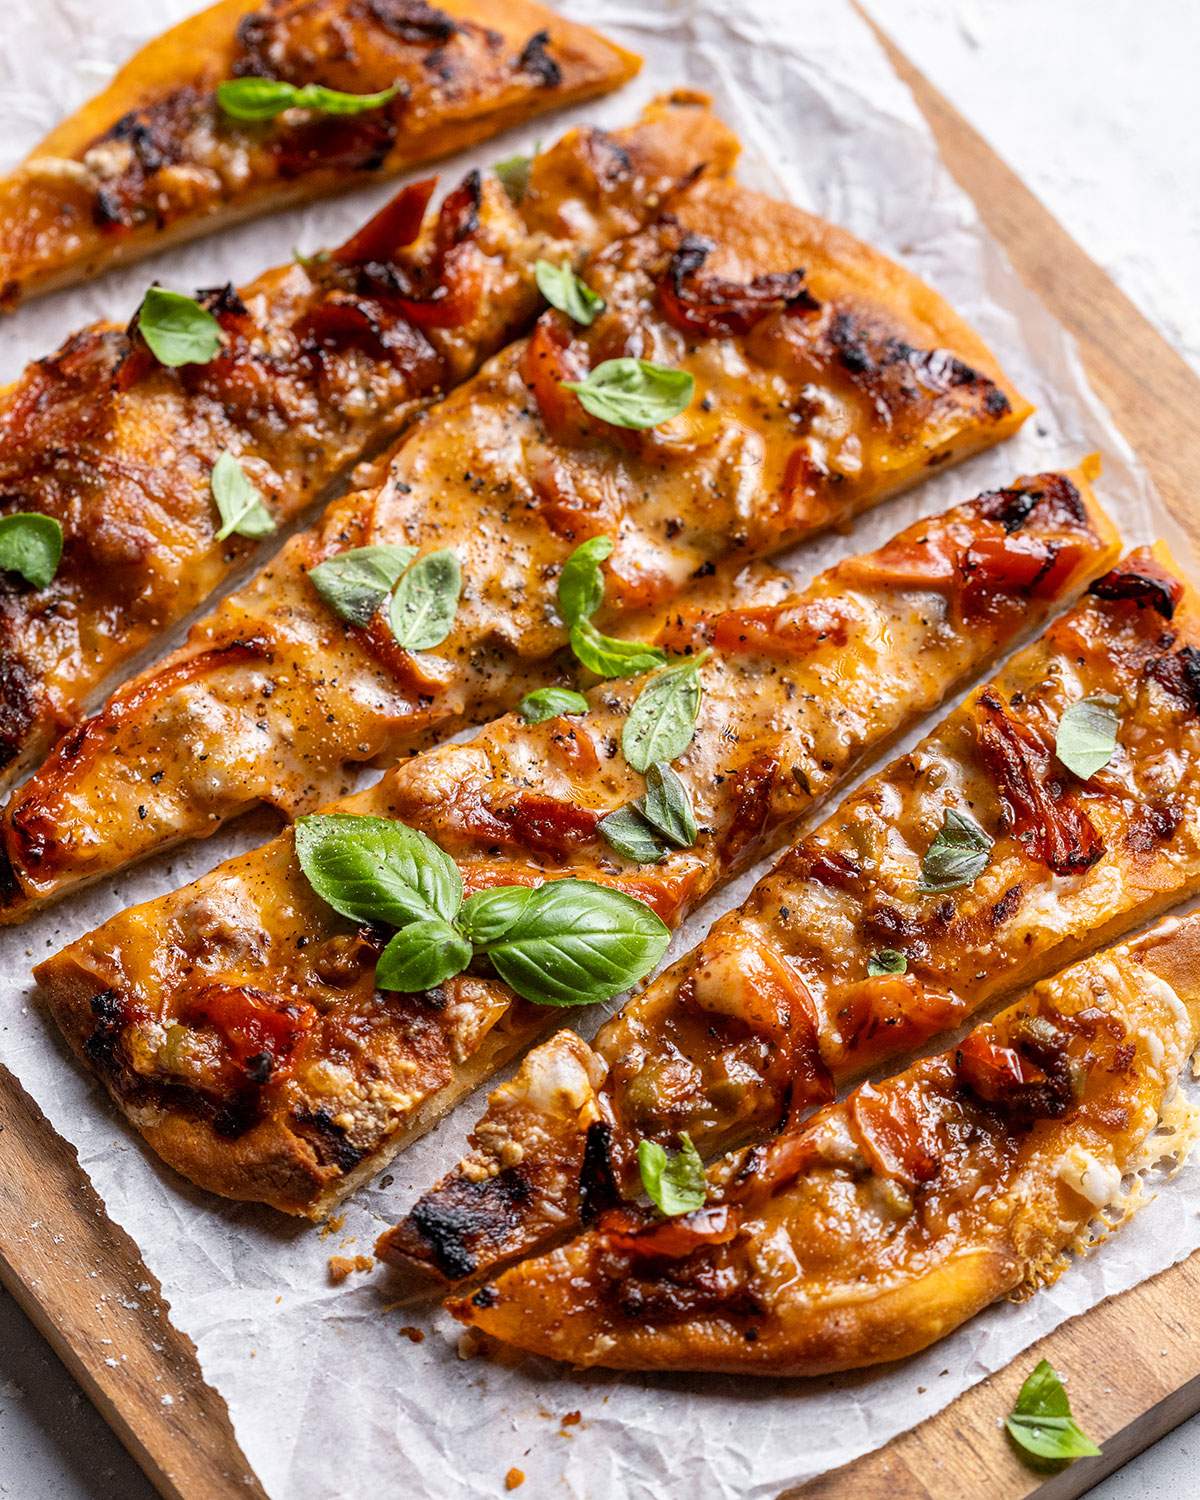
(30, 467, 1111, 1215)
(0, 94, 733, 793)
(1, 149, 1029, 917)
(383, 541, 1200, 1284)
(0, 0, 640, 308)
(449, 911, 1200, 1374)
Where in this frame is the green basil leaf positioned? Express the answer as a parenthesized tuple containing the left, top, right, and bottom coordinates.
(1006, 1360, 1101, 1466)
(295, 813, 462, 929)
(493, 151, 532, 204)
(136, 287, 223, 367)
(388, 548, 461, 651)
(518, 687, 589, 725)
(307, 543, 417, 626)
(481, 878, 670, 1007)
(0, 513, 63, 589)
(458, 884, 535, 946)
(569, 618, 666, 680)
(622, 654, 708, 773)
(562, 357, 694, 430)
(639, 762, 697, 848)
(918, 807, 993, 894)
(867, 949, 908, 977)
(211, 451, 276, 542)
(375, 918, 472, 993)
(1055, 693, 1120, 780)
(216, 77, 400, 122)
(599, 804, 671, 864)
(637, 1134, 707, 1217)
(557, 534, 612, 626)
(535, 258, 605, 327)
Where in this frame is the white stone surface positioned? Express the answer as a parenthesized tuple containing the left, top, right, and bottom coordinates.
(2, 1, 1198, 1495)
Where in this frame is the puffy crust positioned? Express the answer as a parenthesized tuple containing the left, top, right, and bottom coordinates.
(0, 0, 641, 305)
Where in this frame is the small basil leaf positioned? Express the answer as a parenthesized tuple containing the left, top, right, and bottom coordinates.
(375, 919, 472, 994)
(639, 762, 697, 848)
(0, 514, 63, 589)
(1006, 1360, 1101, 1467)
(557, 534, 613, 626)
(867, 949, 908, 977)
(388, 549, 461, 651)
(1055, 693, 1120, 780)
(535, 258, 605, 327)
(918, 807, 993, 894)
(518, 686, 589, 724)
(307, 543, 417, 626)
(622, 654, 708, 773)
(482, 878, 670, 1007)
(458, 884, 535, 946)
(494, 151, 532, 204)
(211, 451, 276, 542)
(136, 287, 223, 367)
(295, 813, 462, 929)
(599, 805, 671, 864)
(569, 618, 666, 680)
(562, 357, 694, 430)
(637, 1134, 707, 1217)
(217, 78, 400, 121)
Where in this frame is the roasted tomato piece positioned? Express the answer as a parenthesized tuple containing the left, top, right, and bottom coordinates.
(835, 973, 966, 1054)
(960, 534, 1084, 618)
(332, 177, 436, 266)
(657, 232, 818, 338)
(708, 598, 853, 658)
(848, 1080, 942, 1188)
(521, 313, 592, 440)
(184, 985, 316, 1075)
(1087, 555, 1184, 621)
(976, 690, 1104, 874)
(600, 1203, 737, 1259)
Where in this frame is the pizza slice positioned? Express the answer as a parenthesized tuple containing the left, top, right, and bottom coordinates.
(0, 157, 1029, 917)
(0, 94, 734, 792)
(0, 0, 640, 308)
(383, 540, 1200, 1284)
(451, 910, 1200, 1374)
(31, 468, 1110, 1216)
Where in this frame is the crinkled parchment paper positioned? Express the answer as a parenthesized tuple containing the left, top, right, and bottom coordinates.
(2, 2, 1199, 1496)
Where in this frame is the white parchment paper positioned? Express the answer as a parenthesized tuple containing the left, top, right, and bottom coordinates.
(2, 2, 1198, 1496)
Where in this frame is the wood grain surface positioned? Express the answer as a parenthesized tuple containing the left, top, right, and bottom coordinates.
(2, 15, 1199, 1500)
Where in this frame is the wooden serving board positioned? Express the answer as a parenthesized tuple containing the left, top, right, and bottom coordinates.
(2, 15, 1200, 1500)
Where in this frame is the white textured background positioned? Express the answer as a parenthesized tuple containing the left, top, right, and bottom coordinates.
(2, 0, 1199, 1495)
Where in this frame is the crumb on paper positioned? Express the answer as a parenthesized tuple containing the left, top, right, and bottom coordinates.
(398, 1325, 425, 1344)
(328, 1253, 374, 1285)
(560, 1410, 582, 1430)
(319, 1214, 346, 1239)
(457, 1329, 483, 1361)
(504, 1469, 525, 1491)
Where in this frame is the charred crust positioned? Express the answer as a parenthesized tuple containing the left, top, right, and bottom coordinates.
(1088, 565, 1182, 621)
(405, 1167, 535, 1280)
(1149, 645, 1200, 714)
(976, 474, 1089, 538)
(365, 0, 458, 44)
(0, 644, 38, 774)
(515, 30, 562, 88)
(578, 1121, 621, 1224)
(292, 1107, 366, 1173)
(82, 988, 128, 1075)
(976, 487, 1039, 534)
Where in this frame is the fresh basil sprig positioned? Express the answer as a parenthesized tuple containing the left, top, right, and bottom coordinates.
(563, 357, 694, 430)
(388, 549, 461, 651)
(217, 78, 400, 122)
(556, 535, 665, 680)
(494, 150, 533, 204)
(295, 815, 669, 1007)
(622, 653, 709, 773)
(1055, 693, 1120, 780)
(918, 807, 993, 894)
(136, 287, 223, 367)
(0, 513, 63, 589)
(867, 949, 908, 977)
(601, 762, 698, 864)
(638, 1134, 707, 1217)
(1006, 1360, 1101, 1469)
(308, 544, 417, 627)
(211, 451, 276, 542)
(518, 686, 589, 725)
(535, 259, 605, 326)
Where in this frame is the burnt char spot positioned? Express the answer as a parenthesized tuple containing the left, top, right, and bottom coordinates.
(984, 387, 1011, 416)
(976, 487, 1039, 534)
(990, 884, 1024, 928)
(1088, 566, 1182, 620)
(975, 475, 1086, 535)
(82, 989, 128, 1075)
(516, 30, 562, 87)
(1149, 645, 1200, 714)
(471, 1284, 498, 1308)
(405, 1168, 535, 1280)
(292, 1107, 366, 1173)
(829, 311, 873, 375)
(366, 0, 458, 43)
(1124, 801, 1181, 856)
(578, 1121, 621, 1224)
(196, 283, 249, 320)
(0, 644, 38, 774)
